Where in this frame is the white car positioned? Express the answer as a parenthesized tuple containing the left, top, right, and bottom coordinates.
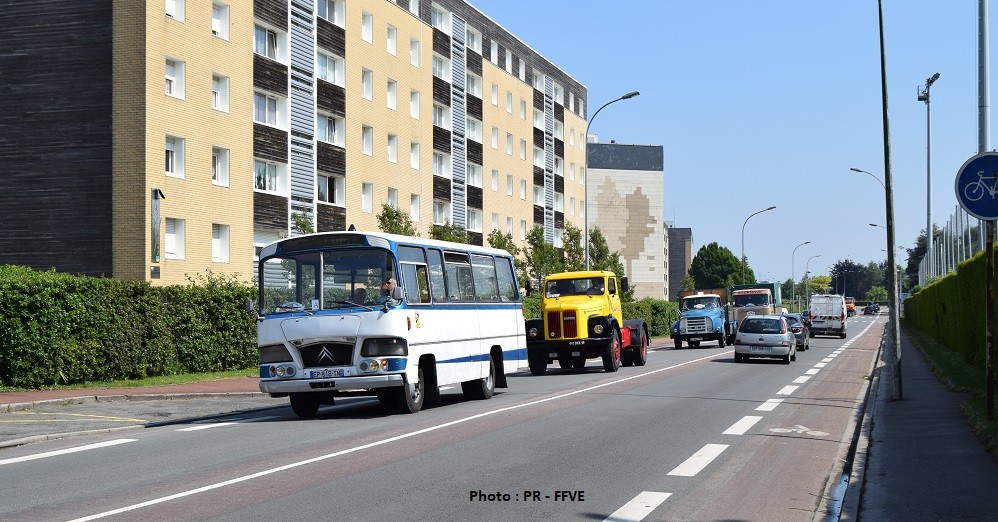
(734, 315, 797, 364)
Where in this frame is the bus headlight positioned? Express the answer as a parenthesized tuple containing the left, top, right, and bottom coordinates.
(359, 358, 389, 373)
(269, 364, 297, 378)
(361, 338, 408, 356)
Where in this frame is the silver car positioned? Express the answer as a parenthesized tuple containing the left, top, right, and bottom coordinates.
(734, 315, 797, 364)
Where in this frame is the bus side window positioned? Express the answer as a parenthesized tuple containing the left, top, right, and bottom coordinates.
(471, 255, 499, 302)
(426, 248, 448, 303)
(401, 263, 431, 304)
(495, 257, 519, 302)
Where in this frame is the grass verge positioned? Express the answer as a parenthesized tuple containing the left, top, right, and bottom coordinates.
(0, 368, 258, 393)
(903, 321, 998, 459)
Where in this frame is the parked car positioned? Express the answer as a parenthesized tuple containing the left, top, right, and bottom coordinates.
(733, 315, 797, 364)
(782, 313, 810, 351)
(863, 304, 878, 315)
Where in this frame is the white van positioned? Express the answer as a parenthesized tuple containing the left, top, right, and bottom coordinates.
(808, 294, 847, 339)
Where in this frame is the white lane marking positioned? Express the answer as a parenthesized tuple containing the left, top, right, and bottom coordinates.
(756, 399, 784, 411)
(0, 439, 137, 466)
(777, 385, 799, 395)
(176, 422, 239, 432)
(804, 369, 820, 375)
(668, 444, 729, 477)
(604, 491, 672, 522)
(813, 362, 828, 368)
(69, 352, 725, 521)
(723, 416, 762, 435)
(243, 415, 281, 423)
(822, 358, 834, 363)
(793, 376, 811, 384)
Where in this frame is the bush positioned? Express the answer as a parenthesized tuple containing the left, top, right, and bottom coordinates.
(0, 266, 257, 389)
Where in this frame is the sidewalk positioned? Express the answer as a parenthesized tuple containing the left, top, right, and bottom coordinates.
(841, 323, 998, 520)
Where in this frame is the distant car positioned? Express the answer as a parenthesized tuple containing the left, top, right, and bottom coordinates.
(733, 315, 797, 364)
(782, 313, 810, 351)
(864, 304, 878, 315)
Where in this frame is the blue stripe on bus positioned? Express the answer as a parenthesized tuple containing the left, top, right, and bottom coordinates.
(438, 347, 527, 364)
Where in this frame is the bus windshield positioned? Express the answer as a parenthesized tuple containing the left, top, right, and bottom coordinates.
(259, 248, 397, 315)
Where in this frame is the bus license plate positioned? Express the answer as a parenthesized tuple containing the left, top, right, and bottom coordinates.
(310, 368, 344, 379)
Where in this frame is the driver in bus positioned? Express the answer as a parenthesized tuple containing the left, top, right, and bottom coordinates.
(381, 277, 399, 305)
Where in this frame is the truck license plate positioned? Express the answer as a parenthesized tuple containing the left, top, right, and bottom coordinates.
(689, 337, 704, 342)
(310, 368, 344, 379)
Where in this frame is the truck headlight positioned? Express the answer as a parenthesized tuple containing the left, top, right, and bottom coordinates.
(528, 327, 539, 338)
(593, 324, 604, 334)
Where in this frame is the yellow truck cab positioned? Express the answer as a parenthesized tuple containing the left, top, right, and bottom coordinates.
(525, 271, 648, 374)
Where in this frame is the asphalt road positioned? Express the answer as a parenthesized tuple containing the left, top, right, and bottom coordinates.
(0, 316, 884, 521)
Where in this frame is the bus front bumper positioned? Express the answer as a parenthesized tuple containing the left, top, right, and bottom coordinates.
(259, 373, 405, 394)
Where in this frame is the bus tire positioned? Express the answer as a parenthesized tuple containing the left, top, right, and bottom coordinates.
(528, 349, 548, 376)
(462, 356, 495, 400)
(602, 327, 621, 373)
(394, 367, 424, 414)
(289, 393, 321, 419)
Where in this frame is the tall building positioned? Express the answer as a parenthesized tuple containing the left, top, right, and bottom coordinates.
(0, 0, 588, 285)
(667, 225, 693, 301)
(586, 141, 665, 300)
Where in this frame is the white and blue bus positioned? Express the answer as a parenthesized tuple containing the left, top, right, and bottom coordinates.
(254, 231, 526, 418)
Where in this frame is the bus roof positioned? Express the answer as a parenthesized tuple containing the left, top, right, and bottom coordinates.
(259, 230, 515, 259)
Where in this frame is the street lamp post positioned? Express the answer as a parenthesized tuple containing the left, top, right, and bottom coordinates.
(805, 254, 821, 303)
(740, 206, 777, 283)
(792, 241, 811, 312)
(583, 91, 640, 270)
(918, 72, 940, 279)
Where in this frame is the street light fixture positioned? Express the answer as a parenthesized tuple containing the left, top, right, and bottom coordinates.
(583, 91, 640, 270)
(740, 206, 777, 283)
(850, 167, 886, 190)
(792, 240, 811, 312)
(805, 254, 821, 303)
(918, 72, 940, 279)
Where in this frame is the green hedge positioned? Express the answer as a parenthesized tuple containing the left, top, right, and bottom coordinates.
(521, 293, 678, 338)
(0, 266, 257, 389)
(903, 249, 992, 368)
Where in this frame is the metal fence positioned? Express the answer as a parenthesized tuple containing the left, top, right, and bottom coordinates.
(918, 205, 987, 286)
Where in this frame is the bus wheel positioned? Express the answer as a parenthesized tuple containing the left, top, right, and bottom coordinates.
(289, 393, 320, 419)
(602, 328, 621, 373)
(394, 367, 424, 413)
(528, 349, 548, 376)
(462, 356, 495, 400)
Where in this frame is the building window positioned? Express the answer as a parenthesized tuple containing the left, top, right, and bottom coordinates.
(388, 187, 398, 209)
(433, 200, 450, 225)
(554, 157, 564, 176)
(507, 217, 513, 234)
(467, 118, 482, 142)
(317, 53, 343, 86)
(212, 224, 230, 262)
(318, 0, 344, 26)
(410, 142, 420, 169)
(554, 192, 564, 212)
(569, 92, 575, 112)
(362, 125, 373, 155)
(519, 140, 526, 160)
(410, 90, 419, 118)
(491, 83, 498, 105)
(520, 99, 526, 120)
(211, 3, 229, 39)
(490, 41, 498, 65)
(212, 74, 228, 111)
(387, 25, 397, 55)
(491, 169, 499, 191)
(466, 73, 482, 97)
(254, 25, 278, 60)
(212, 147, 229, 186)
(533, 109, 544, 129)
(570, 162, 575, 181)
(165, 0, 184, 21)
(361, 11, 373, 43)
(554, 120, 564, 140)
(554, 228, 564, 248)
(467, 208, 482, 233)
(165, 59, 185, 98)
(362, 68, 373, 100)
(254, 92, 278, 126)
(505, 49, 512, 73)
(569, 196, 576, 215)
(165, 136, 184, 178)
(533, 147, 544, 168)
(386, 79, 397, 109)
(467, 164, 482, 188)
(317, 173, 344, 205)
(506, 91, 512, 113)
(254, 159, 280, 192)
(432, 103, 448, 128)
(410, 38, 420, 67)
(317, 114, 343, 145)
(491, 126, 498, 149)
(431, 5, 449, 32)
(533, 69, 543, 90)
(519, 60, 526, 81)
(506, 174, 513, 196)
(362, 182, 374, 212)
(506, 133, 513, 155)
(387, 134, 398, 163)
(491, 213, 499, 232)
(553, 82, 564, 105)
(520, 220, 526, 240)
(433, 152, 449, 178)
(526, 181, 533, 202)
(466, 27, 481, 54)
(164, 218, 185, 259)
(410, 194, 421, 221)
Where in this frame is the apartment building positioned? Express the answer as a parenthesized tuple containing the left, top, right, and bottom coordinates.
(586, 141, 665, 300)
(0, 0, 587, 285)
(667, 225, 693, 301)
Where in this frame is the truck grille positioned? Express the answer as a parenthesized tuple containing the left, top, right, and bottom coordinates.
(546, 310, 578, 339)
(298, 342, 353, 368)
(683, 317, 709, 334)
(547, 311, 561, 339)
(563, 310, 577, 338)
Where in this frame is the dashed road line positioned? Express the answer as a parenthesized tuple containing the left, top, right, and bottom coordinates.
(776, 385, 799, 395)
(756, 398, 784, 411)
(723, 416, 762, 435)
(604, 491, 672, 522)
(793, 376, 811, 384)
(668, 444, 729, 477)
(177, 422, 239, 432)
(0, 439, 137, 466)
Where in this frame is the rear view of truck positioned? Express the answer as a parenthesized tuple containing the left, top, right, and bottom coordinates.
(808, 294, 847, 338)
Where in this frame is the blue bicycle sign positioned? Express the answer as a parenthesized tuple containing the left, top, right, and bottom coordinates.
(956, 152, 998, 221)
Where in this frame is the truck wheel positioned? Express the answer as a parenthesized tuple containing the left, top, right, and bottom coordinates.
(461, 355, 495, 400)
(528, 349, 548, 376)
(602, 328, 621, 373)
(718, 334, 726, 348)
(674, 338, 682, 350)
(621, 347, 633, 367)
(289, 393, 321, 419)
(632, 329, 648, 366)
(393, 367, 424, 413)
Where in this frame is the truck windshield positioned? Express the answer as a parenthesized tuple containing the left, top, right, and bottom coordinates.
(733, 293, 771, 307)
(259, 248, 397, 315)
(546, 277, 604, 297)
(683, 297, 719, 310)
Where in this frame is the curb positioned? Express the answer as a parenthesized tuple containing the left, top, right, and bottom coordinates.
(2, 392, 267, 412)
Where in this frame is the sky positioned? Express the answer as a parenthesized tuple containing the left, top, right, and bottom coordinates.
(469, 0, 989, 283)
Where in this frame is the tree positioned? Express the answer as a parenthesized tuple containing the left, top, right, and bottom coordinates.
(737, 256, 757, 285)
(588, 227, 631, 301)
(689, 242, 742, 288)
(376, 203, 418, 236)
(562, 222, 585, 272)
(522, 226, 562, 293)
(487, 229, 525, 276)
(291, 212, 314, 234)
(429, 222, 468, 244)
(679, 273, 695, 292)
(802, 274, 831, 298)
(864, 285, 888, 303)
